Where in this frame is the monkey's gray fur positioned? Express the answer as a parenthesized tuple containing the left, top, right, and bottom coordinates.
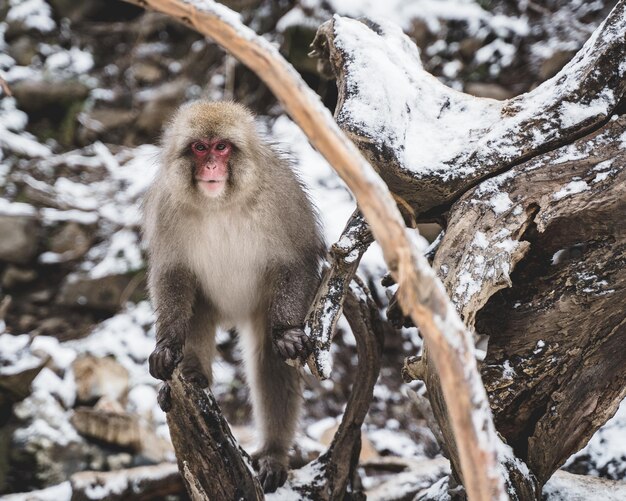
(142, 101, 325, 492)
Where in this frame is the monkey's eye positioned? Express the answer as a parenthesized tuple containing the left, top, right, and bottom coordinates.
(214, 142, 227, 151)
(191, 142, 208, 153)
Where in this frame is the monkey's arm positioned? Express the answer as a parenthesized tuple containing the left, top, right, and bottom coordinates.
(149, 266, 198, 381)
(269, 263, 319, 361)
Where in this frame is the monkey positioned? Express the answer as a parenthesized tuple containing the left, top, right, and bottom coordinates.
(142, 100, 325, 493)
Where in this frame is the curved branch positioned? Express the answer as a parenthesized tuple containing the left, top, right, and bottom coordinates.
(288, 277, 383, 500)
(121, 1, 509, 499)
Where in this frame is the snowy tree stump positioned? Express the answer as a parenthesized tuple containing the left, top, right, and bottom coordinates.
(313, 2, 626, 499)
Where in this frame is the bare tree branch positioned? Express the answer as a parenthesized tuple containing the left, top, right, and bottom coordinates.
(305, 209, 373, 379)
(288, 277, 383, 500)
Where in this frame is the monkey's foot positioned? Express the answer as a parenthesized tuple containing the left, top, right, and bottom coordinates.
(254, 454, 288, 493)
(149, 342, 183, 381)
(273, 327, 312, 362)
(157, 382, 172, 412)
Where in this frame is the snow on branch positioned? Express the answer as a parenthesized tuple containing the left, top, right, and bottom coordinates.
(304, 209, 373, 379)
(312, 0, 626, 215)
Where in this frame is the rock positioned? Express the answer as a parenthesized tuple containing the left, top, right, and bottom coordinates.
(136, 79, 189, 138)
(0, 345, 48, 418)
(17, 314, 37, 333)
(459, 37, 484, 60)
(27, 289, 54, 304)
(1, 266, 37, 289)
(71, 407, 142, 449)
(77, 108, 136, 145)
(8, 36, 38, 66)
(70, 463, 183, 501)
(94, 396, 125, 413)
(33, 318, 67, 335)
(365, 457, 450, 501)
(319, 422, 378, 462)
(0, 481, 72, 500)
(0, 215, 40, 264)
(417, 223, 443, 243)
(72, 355, 129, 404)
(408, 19, 432, 49)
(130, 62, 164, 85)
(8, 390, 108, 490)
(71, 398, 173, 462)
(464, 82, 516, 100)
(57, 273, 136, 313)
(11, 80, 89, 115)
(105, 452, 133, 470)
(46, 0, 103, 22)
(48, 222, 94, 259)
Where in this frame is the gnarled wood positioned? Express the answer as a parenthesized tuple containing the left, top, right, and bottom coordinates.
(287, 278, 383, 500)
(427, 114, 626, 493)
(165, 373, 263, 500)
(316, 5, 626, 499)
(311, 2, 626, 218)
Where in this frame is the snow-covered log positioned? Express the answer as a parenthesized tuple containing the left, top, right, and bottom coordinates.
(70, 463, 183, 501)
(311, 1, 626, 218)
(434, 115, 626, 486)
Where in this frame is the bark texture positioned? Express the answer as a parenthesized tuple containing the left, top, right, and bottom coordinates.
(165, 373, 264, 500)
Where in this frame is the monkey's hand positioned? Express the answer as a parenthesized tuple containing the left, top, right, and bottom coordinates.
(149, 340, 183, 381)
(273, 327, 312, 362)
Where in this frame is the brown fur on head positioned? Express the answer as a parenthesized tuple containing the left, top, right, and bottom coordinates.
(160, 100, 270, 209)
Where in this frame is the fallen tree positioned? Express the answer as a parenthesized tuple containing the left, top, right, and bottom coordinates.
(121, 0, 626, 500)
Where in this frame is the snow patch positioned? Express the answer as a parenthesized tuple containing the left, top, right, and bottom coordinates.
(553, 180, 589, 201)
(7, 0, 56, 33)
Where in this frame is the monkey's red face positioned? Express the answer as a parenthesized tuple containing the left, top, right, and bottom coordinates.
(191, 138, 232, 197)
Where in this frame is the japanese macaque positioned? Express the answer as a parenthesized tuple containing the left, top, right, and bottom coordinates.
(142, 100, 325, 492)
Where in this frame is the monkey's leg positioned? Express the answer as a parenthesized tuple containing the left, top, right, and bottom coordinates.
(180, 302, 216, 388)
(240, 319, 301, 493)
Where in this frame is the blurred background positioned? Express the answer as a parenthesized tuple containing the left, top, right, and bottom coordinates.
(0, 0, 624, 498)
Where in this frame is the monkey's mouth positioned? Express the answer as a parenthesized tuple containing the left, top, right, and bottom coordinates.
(196, 178, 227, 197)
